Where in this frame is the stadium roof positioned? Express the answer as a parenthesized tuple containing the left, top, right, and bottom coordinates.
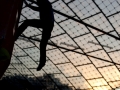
(3, 0, 120, 90)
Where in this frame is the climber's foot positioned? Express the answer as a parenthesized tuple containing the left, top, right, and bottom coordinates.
(37, 63, 45, 71)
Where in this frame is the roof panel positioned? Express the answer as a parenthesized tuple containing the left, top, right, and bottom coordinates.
(3, 0, 120, 89)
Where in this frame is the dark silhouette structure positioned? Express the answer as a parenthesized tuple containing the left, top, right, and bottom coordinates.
(1, 74, 73, 90)
(14, 0, 54, 71)
(0, 0, 24, 79)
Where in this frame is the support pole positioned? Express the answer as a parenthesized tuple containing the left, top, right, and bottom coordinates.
(0, 0, 23, 78)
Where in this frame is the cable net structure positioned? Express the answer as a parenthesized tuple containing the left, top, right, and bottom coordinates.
(2, 0, 120, 90)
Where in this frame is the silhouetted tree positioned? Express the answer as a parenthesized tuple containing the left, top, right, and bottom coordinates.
(0, 74, 73, 90)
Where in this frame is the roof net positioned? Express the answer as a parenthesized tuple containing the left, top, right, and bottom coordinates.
(2, 0, 120, 90)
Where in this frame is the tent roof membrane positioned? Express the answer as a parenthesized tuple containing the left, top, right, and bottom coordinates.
(3, 0, 120, 90)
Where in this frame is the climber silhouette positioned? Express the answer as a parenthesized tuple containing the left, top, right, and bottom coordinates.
(14, 0, 54, 71)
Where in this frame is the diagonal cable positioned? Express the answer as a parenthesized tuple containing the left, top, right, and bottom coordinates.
(20, 35, 120, 66)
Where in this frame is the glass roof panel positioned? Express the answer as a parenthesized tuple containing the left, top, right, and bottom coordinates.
(77, 64, 102, 79)
(68, 76, 92, 89)
(3, 0, 120, 89)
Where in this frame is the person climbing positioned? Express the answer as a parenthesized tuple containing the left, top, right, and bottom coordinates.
(14, 0, 54, 71)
